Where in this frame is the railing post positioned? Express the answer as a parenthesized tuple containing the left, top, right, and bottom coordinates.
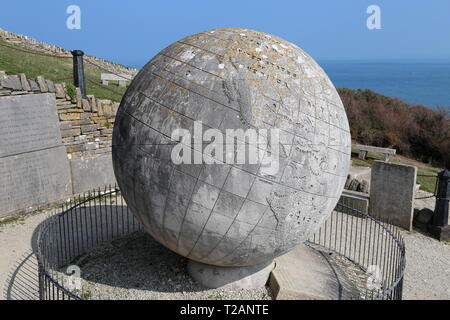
(428, 169, 450, 241)
(38, 262, 45, 300)
(71, 50, 86, 98)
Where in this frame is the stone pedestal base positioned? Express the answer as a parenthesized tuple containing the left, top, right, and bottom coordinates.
(187, 260, 275, 290)
(269, 244, 360, 300)
(428, 224, 450, 241)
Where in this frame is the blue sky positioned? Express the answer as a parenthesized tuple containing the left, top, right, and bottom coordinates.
(1, 0, 449, 67)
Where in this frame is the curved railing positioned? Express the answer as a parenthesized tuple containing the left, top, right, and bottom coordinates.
(307, 202, 405, 300)
(36, 187, 405, 300)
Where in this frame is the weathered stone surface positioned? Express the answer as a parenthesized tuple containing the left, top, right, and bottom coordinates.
(81, 124, 99, 134)
(188, 259, 274, 289)
(0, 94, 61, 157)
(0, 93, 71, 215)
(36, 76, 48, 92)
(85, 142, 99, 150)
(102, 104, 113, 117)
(369, 161, 417, 230)
(0, 74, 22, 90)
(66, 144, 85, 153)
(28, 79, 39, 92)
(46, 79, 56, 93)
(0, 146, 72, 215)
(60, 128, 81, 138)
(76, 87, 82, 108)
(100, 128, 113, 135)
(19, 74, 31, 91)
(269, 244, 359, 300)
(112, 28, 351, 267)
(339, 190, 369, 214)
(59, 112, 81, 121)
(70, 154, 117, 194)
(88, 95, 98, 112)
(10, 91, 28, 96)
(54, 83, 66, 98)
(358, 179, 369, 193)
(82, 98, 91, 111)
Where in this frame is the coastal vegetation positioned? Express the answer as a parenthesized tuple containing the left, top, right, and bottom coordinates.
(340, 88, 450, 169)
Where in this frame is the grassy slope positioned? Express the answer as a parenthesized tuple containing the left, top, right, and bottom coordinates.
(0, 39, 126, 102)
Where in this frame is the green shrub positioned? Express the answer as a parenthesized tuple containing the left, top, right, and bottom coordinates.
(66, 83, 76, 102)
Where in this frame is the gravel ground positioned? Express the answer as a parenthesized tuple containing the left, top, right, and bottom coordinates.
(401, 189, 450, 300)
(62, 232, 273, 300)
(401, 229, 450, 299)
(1, 195, 449, 300)
(0, 211, 48, 300)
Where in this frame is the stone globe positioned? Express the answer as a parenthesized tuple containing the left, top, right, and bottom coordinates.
(112, 27, 351, 268)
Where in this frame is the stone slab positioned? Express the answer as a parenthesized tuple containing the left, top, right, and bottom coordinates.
(0, 93, 61, 157)
(0, 145, 72, 215)
(339, 190, 369, 214)
(187, 259, 274, 290)
(369, 161, 417, 230)
(70, 154, 117, 194)
(269, 244, 359, 300)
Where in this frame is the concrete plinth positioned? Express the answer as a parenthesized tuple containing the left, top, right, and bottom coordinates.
(269, 244, 359, 300)
(187, 260, 274, 290)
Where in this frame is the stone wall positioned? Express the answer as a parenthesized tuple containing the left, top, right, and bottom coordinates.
(0, 72, 119, 218)
(0, 71, 119, 160)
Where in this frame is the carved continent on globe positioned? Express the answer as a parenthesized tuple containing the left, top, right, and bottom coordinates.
(112, 28, 351, 267)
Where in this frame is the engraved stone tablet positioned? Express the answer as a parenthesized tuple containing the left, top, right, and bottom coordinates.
(0, 93, 62, 157)
(0, 93, 72, 215)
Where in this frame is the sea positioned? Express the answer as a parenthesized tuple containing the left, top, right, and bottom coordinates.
(319, 59, 450, 109)
(131, 59, 450, 109)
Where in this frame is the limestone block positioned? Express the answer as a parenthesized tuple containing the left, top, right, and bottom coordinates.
(60, 128, 81, 138)
(19, 74, 31, 91)
(28, 79, 40, 92)
(46, 79, 56, 93)
(36, 76, 48, 92)
(59, 112, 81, 121)
(1, 74, 22, 90)
(54, 83, 66, 99)
(82, 98, 91, 111)
(369, 161, 417, 230)
(81, 124, 99, 134)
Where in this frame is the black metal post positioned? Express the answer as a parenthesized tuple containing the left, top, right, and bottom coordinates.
(71, 50, 86, 98)
(38, 262, 45, 300)
(428, 169, 450, 241)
